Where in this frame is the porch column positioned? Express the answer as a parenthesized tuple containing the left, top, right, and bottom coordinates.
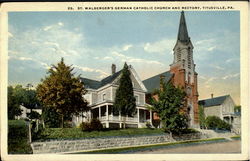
(150, 109, 152, 125)
(99, 106, 101, 120)
(137, 108, 139, 124)
(119, 111, 121, 121)
(106, 104, 109, 121)
(229, 116, 232, 124)
(88, 111, 91, 121)
(119, 111, 122, 128)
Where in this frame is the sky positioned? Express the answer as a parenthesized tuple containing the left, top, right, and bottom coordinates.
(8, 11, 240, 104)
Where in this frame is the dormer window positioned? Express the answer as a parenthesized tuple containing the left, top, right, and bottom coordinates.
(103, 93, 106, 101)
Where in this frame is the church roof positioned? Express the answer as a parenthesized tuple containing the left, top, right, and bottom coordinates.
(142, 71, 173, 93)
(80, 70, 122, 89)
(198, 95, 230, 107)
(177, 11, 190, 43)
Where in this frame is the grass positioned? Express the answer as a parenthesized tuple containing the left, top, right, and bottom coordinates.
(8, 120, 33, 154)
(71, 137, 227, 154)
(230, 135, 241, 140)
(38, 128, 165, 141)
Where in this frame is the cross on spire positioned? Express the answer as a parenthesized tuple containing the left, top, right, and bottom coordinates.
(177, 11, 190, 43)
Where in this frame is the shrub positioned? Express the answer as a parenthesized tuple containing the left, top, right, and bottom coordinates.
(205, 116, 231, 131)
(63, 121, 73, 128)
(80, 122, 92, 132)
(90, 118, 103, 131)
(8, 120, 33, 154)
(31, 121, 44, 140)
(177, 128, 199, 134)
(152, 119, 161, 128)
(80, 119, 103, 132)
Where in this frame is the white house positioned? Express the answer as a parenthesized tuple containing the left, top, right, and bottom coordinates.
(198, 94, 240, 133)
(16, 105, 42, 120)
(72, 64, 153, 128)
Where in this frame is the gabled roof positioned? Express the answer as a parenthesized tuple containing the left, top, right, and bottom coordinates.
(80, 70, 122, 89)
(100, 70, 122, 86)
(177, 11, 190, 43)
(80, 78, 102, 89)
(142, 71, 173, 93)
(198, 95, 230, 107)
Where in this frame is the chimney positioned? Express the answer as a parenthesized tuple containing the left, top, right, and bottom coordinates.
(211, 93, 213, 99)
(160, 75, 165, 91)
(111, 64, 116, 74)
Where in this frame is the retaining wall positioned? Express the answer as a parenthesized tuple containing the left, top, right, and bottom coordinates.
(31, 134, 172, 154)
(31, 133, 202, 154)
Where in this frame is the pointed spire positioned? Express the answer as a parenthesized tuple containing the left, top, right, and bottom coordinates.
(177, 11, 190, 43)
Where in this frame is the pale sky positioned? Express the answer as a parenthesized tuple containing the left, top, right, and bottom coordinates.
(8, 11, 240, 105)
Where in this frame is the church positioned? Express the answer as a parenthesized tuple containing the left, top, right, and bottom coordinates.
(143, 11, 199, 128)
(72, 11, 200, 129)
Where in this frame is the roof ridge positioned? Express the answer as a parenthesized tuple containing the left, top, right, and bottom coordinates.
(81, 77, 100, 83)
(143, 70, 170, 81)
(200, 95, 229, 101)
(100, 69, 122, 82)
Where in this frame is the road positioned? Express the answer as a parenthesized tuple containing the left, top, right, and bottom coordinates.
(133, 140, 241, 153)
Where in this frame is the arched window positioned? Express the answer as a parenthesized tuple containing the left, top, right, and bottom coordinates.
(103, 93, 106, 101)
(188, 72, 191, 84)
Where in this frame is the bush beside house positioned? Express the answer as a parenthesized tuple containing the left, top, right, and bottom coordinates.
(80, 118, 103, 132)
(205, 116, 231, 131)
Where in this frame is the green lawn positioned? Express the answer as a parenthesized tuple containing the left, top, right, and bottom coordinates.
(230, 135, 241, 140)
(38, 128, 165, 141)
(71, 138, 227, 154)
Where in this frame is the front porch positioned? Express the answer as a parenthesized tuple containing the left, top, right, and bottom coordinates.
(91, 103, 153, 128)
(223, 113, 234, 125)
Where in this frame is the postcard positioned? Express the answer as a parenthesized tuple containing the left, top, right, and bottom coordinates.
(0, 2, 249, 161)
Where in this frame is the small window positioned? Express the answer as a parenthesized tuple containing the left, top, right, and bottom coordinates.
(103, 94, 106, 101)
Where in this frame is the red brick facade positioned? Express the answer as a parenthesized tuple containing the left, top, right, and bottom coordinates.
(170, 64, 199, 125)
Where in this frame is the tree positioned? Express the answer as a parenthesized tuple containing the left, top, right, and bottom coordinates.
(234, 105, 241, 113)
(150, 82, 188, 133)
(23, 89, 41, 110)
(8, 86, 22, 119)
(8, 85, 42, 120)
(113, 63, 136, 128)
(42, 107, 61, 128)
(198, 105, 206, 129)
(36, 58, 89, 128)
(27, 111, 41, 120)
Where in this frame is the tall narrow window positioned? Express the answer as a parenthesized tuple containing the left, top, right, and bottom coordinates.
(177, 48, 181, 62)
(188, 47, 191, 69)
(135, 95, 139, 105)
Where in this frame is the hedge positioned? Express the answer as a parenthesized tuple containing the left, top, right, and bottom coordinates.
(8, 120, 33, 154)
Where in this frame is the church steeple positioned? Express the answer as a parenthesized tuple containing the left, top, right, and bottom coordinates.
(177, 11, 190, 43)
(170, 11, 199, 129)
